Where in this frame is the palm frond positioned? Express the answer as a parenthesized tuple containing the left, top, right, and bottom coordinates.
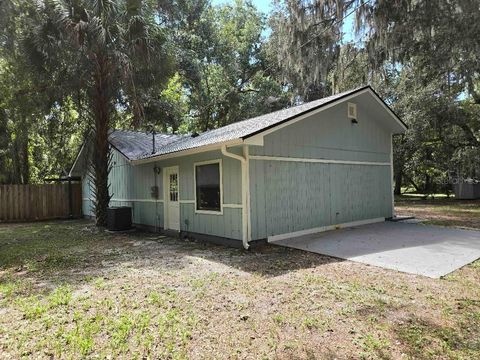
(48, 0, 72, 28)
(87, 16, 106, 47)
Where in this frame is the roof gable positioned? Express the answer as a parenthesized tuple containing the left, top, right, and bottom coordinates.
(134, 86, 406, 162)
(71, 86, 406, 172)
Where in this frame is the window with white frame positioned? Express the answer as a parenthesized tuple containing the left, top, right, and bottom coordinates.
(195, 161, 222, 212)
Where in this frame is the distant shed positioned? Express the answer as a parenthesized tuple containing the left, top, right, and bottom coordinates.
(70, 86, 407, 248)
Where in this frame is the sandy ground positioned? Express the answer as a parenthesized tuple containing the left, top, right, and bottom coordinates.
(0, 219, 479, 359)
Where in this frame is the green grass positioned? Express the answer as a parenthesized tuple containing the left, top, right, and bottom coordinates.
(0, 219, 479, 358)
(0, 220, 108, 271)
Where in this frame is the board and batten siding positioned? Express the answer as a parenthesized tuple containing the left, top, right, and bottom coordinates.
(82, 147, 244, 240)
(248, 96, 393, 240)
(158, 148, 243, 240)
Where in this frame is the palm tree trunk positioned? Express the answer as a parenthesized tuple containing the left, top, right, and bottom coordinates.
(92, 57, 111, 227)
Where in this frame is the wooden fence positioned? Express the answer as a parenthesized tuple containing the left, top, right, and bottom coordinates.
(0, 183, 82, 222)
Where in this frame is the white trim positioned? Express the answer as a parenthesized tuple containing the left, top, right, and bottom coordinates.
(221, 145, 250, 249)
(130, 88, 405, 167)
(82, 89, 405, 171)
(193, 159, 223, 215)
(246, 89, 369, 143)
(223, 203, 243, 209)
(267, 218, 385, 242)
(179, 199, 195, 204)
(244, 145, 251, 243)
(390, 134, 395, 217)
(244, 136, 264, 146)
(69, 141, 87, 176)
(245, 88, 406, 144)
(110, 145, 131, 163)
(369, 89, 408, 132)
(163, 166, 180, 231)
(82, 198, 163, 203)
(131, 140, 242, 165)
(195, 209, 224, 216)
(249, 155, 390, 166)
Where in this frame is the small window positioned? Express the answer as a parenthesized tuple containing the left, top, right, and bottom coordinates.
(195, 161, 222, 212)
(169, 173, 178, 202)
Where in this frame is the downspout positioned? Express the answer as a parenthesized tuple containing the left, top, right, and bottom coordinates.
(390, 133, 395, 218)
(221, 144, 250, 250)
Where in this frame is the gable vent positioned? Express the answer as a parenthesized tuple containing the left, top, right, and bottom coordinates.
(347, 102, 357, 119)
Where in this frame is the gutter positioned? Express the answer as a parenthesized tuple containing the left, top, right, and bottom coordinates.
(221, 144, 250, 250)
(132, 139, 243, 165)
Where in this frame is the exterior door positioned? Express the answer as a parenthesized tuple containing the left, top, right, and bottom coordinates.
(164, 166, 180, 231)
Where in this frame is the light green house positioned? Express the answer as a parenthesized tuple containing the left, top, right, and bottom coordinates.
(70, 86, 407, 249)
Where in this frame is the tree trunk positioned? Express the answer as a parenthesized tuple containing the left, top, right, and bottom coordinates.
(424, 173, 432, 194)
(11, 120, 29, 184)
(91, 57, 112, 227)
(21, 133, 29, 184)
(394, 167, 403, 195)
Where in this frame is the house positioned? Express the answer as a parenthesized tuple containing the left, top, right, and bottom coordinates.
(70, 86, 407, 249)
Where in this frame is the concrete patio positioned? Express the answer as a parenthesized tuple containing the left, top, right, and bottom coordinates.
(270, 221, 480, 278)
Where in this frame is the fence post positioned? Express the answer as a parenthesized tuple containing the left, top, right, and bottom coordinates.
(68, 177, 73, 218)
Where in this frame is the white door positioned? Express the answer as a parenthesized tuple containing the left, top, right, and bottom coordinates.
(164, 166, 180, 231)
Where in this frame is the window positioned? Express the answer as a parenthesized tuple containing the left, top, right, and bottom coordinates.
(195, 161, 222, 212)
(169, 173, 178, 202)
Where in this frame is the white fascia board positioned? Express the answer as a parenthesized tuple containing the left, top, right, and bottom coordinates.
(368, 88, 407, 133)
(244, 135, 264, 146)
(131, 139, 243, 165)
(245, 89, 371, 141)
(109, 143, 132, 163)
(69, 141, 86, 177)
(69, 139, 133, 176)
(244, 88, 406, 143)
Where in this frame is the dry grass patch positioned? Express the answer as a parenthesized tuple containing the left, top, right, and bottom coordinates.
(395, 196, 480, 229)
(0, 219, 479, 359)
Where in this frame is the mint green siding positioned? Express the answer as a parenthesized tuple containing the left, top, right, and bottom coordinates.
(250, 94, 391, 162)
(181, 204, 242, 240)
(81, 93, 395, 243)
(249, 96, 393, 240)
(82, 147, 244, 240)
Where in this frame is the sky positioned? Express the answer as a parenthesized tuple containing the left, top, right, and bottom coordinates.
(212, 0, 272, 13)
(211, 0, 358, 43)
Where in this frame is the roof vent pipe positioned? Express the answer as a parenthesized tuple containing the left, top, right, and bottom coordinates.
(149, 128, 156, 154)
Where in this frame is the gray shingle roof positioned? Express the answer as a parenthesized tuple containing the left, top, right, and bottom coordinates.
(109, 130, 187, 160)
(109, 86, 388, 161)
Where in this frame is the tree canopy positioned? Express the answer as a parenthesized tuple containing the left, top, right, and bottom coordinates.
(0, 0, 478, 213)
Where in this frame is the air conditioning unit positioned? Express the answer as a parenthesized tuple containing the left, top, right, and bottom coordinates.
(107, 207, 132, 231)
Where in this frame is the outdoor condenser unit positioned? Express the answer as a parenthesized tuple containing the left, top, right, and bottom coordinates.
(107, 206, 132, 231)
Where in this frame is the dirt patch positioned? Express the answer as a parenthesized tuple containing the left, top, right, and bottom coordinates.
(0, 220, 479, 359)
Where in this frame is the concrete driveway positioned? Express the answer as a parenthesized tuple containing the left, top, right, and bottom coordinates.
(270, 222, 480, 278)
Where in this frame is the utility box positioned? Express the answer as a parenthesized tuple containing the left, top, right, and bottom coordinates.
(107, 207, 132, 231)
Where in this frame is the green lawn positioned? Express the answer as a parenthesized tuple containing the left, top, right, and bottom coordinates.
(0, 217, 479, 359)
